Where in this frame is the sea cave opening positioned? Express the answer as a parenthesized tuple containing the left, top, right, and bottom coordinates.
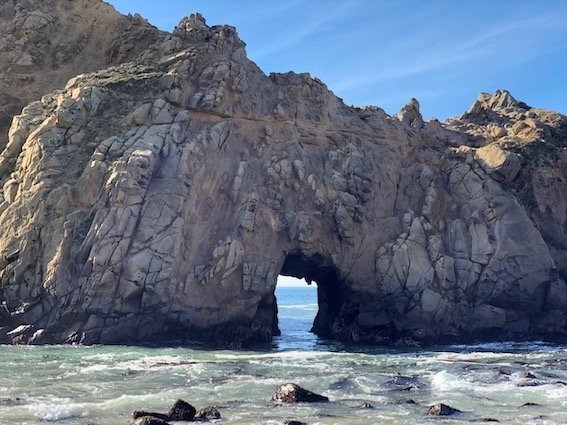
(273, 253, 346, 347)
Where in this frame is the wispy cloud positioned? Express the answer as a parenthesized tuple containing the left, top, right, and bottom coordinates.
(331, 11, 566, 93)
(251, 1, 362, 59)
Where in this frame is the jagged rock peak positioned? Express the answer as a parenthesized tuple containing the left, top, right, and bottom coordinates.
(171, 12, 244, 50)
(465, 89, 530, 117)
(174, 13, 209, 38)
(398, 98, 424, 128)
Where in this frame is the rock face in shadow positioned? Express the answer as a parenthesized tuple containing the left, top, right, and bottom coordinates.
(0, 5, 566, 346)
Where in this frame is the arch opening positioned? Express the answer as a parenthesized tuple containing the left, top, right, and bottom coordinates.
(275, 252, 348, 341)
(274, 275, 317, 347)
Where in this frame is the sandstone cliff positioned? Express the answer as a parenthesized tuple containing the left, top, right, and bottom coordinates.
(0, 6, 565, 346)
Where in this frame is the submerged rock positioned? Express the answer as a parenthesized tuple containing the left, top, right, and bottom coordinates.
(133, 416, 171, 425)
(133, 399, 197, 423)
(427, 403, 462, 416)
(133, 411, 171, 422)
(272, 383, 329, 403)
(195, 405, 221, 421)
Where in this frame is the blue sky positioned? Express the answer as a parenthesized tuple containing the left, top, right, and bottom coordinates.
(107, 0, 566, 120)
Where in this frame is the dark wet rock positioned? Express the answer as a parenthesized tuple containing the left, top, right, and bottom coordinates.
(385, 374, 423, 390)
(133, 399, 196, 423)
(516, 381, 541, 387)
(391, 386, 414, 392)
(329, 377, 357, 391)
(133, 411, 170, 421)
(133, 416, 171, 425)
(520, 372, 537, 379)
(283, 420, 307, 425)
(272, 383, 329, 403)
(394, 398, 417, 405)
(0, 396, 25, 406)
(360, 402, 374, 408)
(521, 402, 541, 407)
(168, 399, 197, 421)
(195, 406, 221, 421)
(470, 418, 500, 423)
(427, 403, 462, 416)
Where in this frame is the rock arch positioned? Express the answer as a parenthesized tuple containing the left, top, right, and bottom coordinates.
(0, 13, 566, 346)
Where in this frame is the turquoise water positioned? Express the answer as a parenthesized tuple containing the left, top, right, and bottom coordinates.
(1, 286, 567, 424)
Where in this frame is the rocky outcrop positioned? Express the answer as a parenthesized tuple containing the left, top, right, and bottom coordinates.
(0, 0, 165, 151)
(0, 5, 566, 346)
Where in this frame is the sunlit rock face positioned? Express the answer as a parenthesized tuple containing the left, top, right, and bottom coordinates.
(0, 6, 566, 346)
(0, 0, 165, 152)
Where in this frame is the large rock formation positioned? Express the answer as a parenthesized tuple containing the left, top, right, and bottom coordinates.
(0, 5, 566, 346)
(0, 0, 165, 151)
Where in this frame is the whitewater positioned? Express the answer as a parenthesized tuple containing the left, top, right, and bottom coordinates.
(1, 286, 566, 424)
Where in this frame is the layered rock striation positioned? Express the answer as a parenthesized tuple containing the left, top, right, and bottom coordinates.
(0, 5, 566, 346)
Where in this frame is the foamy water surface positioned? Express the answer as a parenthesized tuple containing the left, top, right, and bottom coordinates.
(1, 287, 566, 424)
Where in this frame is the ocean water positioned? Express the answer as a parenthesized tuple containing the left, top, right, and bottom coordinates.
(1, 286, 567, 424)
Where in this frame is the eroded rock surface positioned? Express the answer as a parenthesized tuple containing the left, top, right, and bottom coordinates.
(0, 6, 566, 346)
(0, 0, 165, 151)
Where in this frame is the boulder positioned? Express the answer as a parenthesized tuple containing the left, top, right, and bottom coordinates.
(133, 399, 196, 423)
(195, 406, 221, 421)
(133, 417, 171, 425)
(168, 399, 196, 421)
(475, 144, 522, 182)
(272, 383, 329, 403)
(427, 403, 462, 416)
(133, 411, 170, 422)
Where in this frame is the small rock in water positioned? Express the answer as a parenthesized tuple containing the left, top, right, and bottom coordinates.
(470, 418, 500, 423)
(283, 420, 307, 425)
(133, 411, 170, 421)
(360, 402, 374, 408)
(195, 405, 221, 421)
(385, 374, 423, 391)
(133, 416, 171, 425)
(272, 383, 329, 403)
(168, 399, 197, 421)
(0, 396, 25, 406)
(395, 398, 417, 405)
(521, 402, 541, 407)
(133, 399, 196, 423)
(427, 403, 462, 416)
